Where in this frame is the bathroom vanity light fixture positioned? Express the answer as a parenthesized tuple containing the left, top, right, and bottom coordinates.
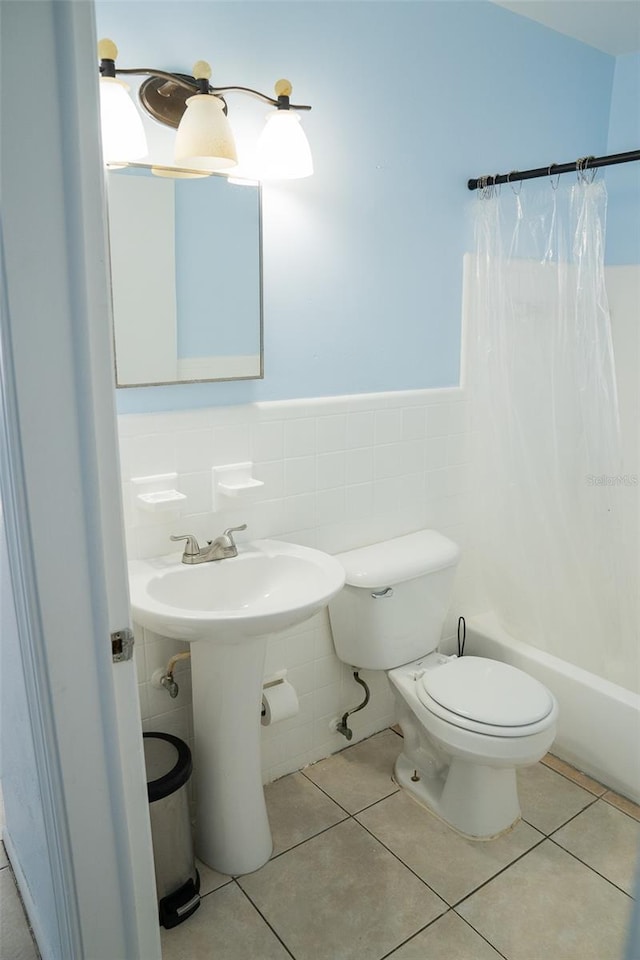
(98, 39, 313, 179)
(98, 40, 148, 165)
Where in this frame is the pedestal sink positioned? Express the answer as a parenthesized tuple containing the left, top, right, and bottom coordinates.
(128, 540, 345, 875)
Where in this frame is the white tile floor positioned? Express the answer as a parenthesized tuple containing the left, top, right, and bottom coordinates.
(1, 730, 638, 960)
(0, 853, 39, 960)
(161, 729, 638, 960)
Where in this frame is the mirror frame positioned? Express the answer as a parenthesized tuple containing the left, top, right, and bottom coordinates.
(106, 162, 264, 388)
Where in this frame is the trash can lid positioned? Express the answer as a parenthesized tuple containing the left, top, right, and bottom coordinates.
(143, 732, 192, 803)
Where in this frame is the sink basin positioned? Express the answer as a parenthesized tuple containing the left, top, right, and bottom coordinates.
(128, 538, 346, 876)
(129, 539, 345, 642)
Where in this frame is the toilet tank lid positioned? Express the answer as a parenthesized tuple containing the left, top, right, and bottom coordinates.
(335, 530, 460, 588)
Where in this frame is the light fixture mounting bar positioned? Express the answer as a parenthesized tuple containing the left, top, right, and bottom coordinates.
(102, 64, 312, 130)
(208, 84, 312, 111)
(113, 68, 312, 108)
(110, 66, 198, 95)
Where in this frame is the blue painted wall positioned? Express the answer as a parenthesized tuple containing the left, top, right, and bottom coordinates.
(96, 1, 616, 412)
(606, 53, 640, 265)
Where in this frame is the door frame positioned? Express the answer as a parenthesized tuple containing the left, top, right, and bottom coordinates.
(0, 2, 160, 957)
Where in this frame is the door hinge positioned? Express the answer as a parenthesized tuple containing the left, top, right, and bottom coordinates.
(111, 628, 134, 663)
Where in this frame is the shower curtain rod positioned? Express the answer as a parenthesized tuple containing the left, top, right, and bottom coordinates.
(467, 148, 640, 191)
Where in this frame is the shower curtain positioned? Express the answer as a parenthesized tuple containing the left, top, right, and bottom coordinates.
(469, 175, 638, 692)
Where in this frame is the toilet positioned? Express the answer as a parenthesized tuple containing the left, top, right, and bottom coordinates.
(328, 530, 558, 839)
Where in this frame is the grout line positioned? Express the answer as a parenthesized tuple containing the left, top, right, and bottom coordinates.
(377, 908, 454, 960)
(347, 787, 401, 818)
(546, 834, 635, 900)
(258, 790, 451, 916)
(354, 817, 452, 906)
(452, 795, 636, 915)
(601, 793, 640, 823)
(520, 791, 601, 837)
(539, 755, 606, 797)
(262, 790, 400, 866)
(356, 796, 554, 914)
(234, 880, 296, 959)
(267, 815, 350, 862)
(298, 725, 402, 811)
(452, 910, 511, 960)
(367, 817, 542, 960)
(298, 769, 356, 816)
(198, 877, 234, 900)
(451, 833, 548, 910)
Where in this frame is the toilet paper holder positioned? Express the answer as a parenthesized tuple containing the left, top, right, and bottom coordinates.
(261, 670, 298, 726)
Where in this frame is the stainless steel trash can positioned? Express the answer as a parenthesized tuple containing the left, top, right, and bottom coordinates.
(143, 732, 200, 928)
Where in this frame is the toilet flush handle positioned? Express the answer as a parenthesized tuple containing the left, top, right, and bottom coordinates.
(371, 587, 394, 599)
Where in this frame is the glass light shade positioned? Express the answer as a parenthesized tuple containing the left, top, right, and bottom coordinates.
(255, 110, 313, 180)
(174, 95, 238, 171)
(99, 77, 148, 164)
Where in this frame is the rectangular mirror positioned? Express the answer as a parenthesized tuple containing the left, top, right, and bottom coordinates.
(106, 164, 263, 387)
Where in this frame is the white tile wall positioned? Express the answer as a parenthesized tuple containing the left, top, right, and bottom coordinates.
(118, 387, 481, 782)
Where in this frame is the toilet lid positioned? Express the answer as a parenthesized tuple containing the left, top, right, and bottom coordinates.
(419, 657, 554, 727)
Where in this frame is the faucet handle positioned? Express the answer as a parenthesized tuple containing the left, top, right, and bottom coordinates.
(222, 523, 247, 547)
(170, 534, 201, 556)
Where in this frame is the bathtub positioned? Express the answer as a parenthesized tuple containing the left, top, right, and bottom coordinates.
(465, 613, 640, 803)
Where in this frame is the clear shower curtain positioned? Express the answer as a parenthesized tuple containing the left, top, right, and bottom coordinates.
(469, 176, 637, 691)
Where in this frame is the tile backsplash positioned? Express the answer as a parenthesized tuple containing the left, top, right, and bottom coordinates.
(119, 387, 482, 782)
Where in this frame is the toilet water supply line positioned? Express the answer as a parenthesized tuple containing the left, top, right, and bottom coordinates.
(335, 616, 467, 741)
(335, 672, 370, 740)
(457, 617, 466, 658)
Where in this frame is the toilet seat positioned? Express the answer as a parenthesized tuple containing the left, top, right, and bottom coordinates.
(416, 656, 555, 738)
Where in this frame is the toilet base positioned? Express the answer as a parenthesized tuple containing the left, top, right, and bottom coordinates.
(394, 752, 521, 840)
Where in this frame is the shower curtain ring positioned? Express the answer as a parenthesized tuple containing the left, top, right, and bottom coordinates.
(548, 163, 560, 190)
(506, 171, 522, 196)
(576, 156, 593, 184)
(584, 156, 597, 184)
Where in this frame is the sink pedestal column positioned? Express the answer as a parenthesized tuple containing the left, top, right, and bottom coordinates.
(190, 635, 272, 875)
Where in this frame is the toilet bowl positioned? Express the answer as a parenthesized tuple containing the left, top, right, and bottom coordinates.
(388, 653, 558, 837)
(328, 530, 559, 839)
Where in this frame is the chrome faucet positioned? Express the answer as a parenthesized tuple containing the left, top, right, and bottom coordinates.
(170, 524, 247, 564)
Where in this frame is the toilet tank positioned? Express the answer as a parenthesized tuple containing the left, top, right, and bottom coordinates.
(328, 530, 460, 671)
